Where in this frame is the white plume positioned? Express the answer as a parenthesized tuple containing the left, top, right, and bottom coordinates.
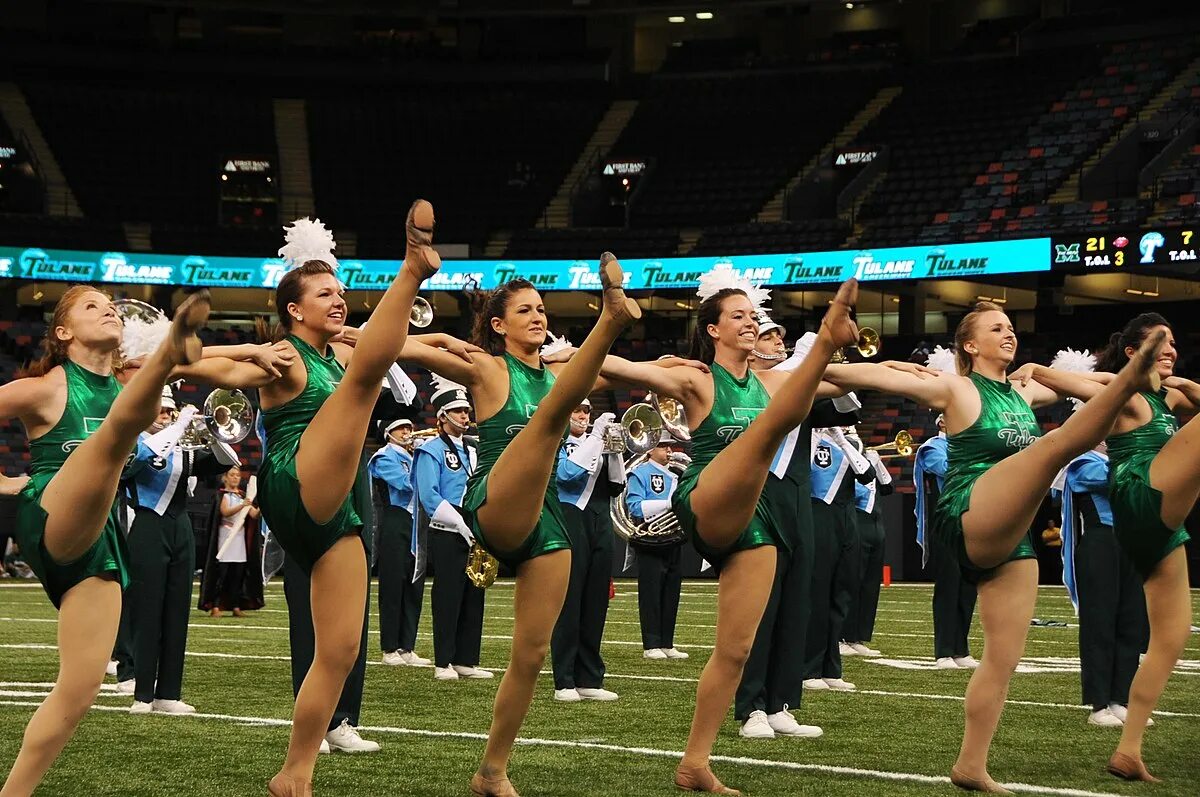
(539, 331, 575, 359)
(696, 263, 770, 310)
(119, 311, 170, 362)
(429, 371, 468, 395)
(926, 345, 957, 375)
(278, 218, 339, 270)
(1049, 348, 1097, 374)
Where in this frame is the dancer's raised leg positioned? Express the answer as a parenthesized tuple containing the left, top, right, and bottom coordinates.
(40, 290, 210, 563)
(472, 551, 572, 797)
(296, 201, 440, 524)
(0, 577, 121, 797)
(675, 546, 777, 796)
(962, 330, 1167, 568)
(688, 280, 858, 549)
(476, 253, 640, 550)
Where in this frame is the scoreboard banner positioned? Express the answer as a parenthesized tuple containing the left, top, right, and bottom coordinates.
(0, 237, 1050, 292)
(1051, 227, 1199, 276)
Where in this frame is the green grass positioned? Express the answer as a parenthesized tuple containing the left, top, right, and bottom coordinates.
(1, 579, 1197, 796)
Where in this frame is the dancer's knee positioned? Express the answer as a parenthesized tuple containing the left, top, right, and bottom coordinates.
(315, 638, 360, 676)
(712, 637, 753, 672)
(509, 639, 549, 678)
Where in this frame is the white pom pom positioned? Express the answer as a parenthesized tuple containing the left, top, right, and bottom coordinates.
(1049, 348, 1096, 374)
(539, 331, 575, 359)
(696, 264, 770, 311)
(926, 345, 957, 375)
(278, 218, 339, 270)
(119, 314, 170, 362)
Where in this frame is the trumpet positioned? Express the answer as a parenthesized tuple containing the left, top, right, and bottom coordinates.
(865, 429, 914, 458)
(830, 327, 881, 362)
(465, 544, 499, 589)
(410, 296, 434, 328)
(178, 389, 255, 451)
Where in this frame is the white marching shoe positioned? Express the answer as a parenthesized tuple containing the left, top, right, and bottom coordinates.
(739, 710, 775, 739)
(152, 699, 196, 715)
(839, 642, 856, 656)
(129, 700, 152, 715)
(953, 656, 980, 669)
(1108, 703, 1153, 726)
(434, 666, 459, 681)
(452, 665, 494, 679)
(325, 719, 381, 752)
(663, 647, 689, 659)
(802, 678, 830, 690)
(319, 739, 331, 754)
(849, 643, 881, 657)
(106, 660, 118, 677)
(1088, 708, 1124, 727)
(823, 678, 856, 691)
(643, 648, 668, 660)
(401, 650, 432, 666)
(554, 688, 582, 702)
(577, 687, 619, 701)
(116, 679, 136, 694)
(935, 657, 960, 669)
(767, 708, 823, 738)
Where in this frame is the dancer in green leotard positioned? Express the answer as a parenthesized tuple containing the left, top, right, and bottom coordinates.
(819, 302, 1165, 794)
(1012, 313, 1195, 783)
(0, 287, 211, 797)
(396, 255, 642, 797)
(597, 277, 867, 795)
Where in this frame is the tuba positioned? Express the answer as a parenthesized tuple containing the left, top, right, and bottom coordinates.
(465, 544, 499, 589)
(178, 389, 255, 451)
(410, 296, 434, 328)
(610, 450, 691, 548)
(617, 391, 690, 456)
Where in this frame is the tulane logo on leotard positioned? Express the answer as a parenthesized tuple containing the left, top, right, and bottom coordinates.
(997, 411, 1039, 449)
(716, 406, 764, 443)
(505, 403, 541, 436)
(60, 417, 107, 454)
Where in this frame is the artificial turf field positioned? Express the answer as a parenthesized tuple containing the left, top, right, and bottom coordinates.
(0, 579, 1196, 797)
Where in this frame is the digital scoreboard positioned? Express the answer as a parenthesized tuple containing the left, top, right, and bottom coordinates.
(1052, 227, 1198, 275)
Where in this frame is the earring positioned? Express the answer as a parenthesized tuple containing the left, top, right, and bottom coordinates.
(296, 315, 303, 322)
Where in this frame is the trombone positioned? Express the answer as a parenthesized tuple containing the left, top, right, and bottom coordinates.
(865, 429, 914, 459)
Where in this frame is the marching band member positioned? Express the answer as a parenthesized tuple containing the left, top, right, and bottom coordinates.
(734, 319, 830, 740)
(1057, 444, 1149, 728)
(626, 430, 686, 660)
(551, 398, 623, 701)
(1012, 318, 1193, 781)
(202, 466, 257, 617)
(842, 429, 892, 657)
(596, 273, 863, 794)
(123, 385, 239, 714)
(819, 302, 1164, 792)
(914, 413, 979, 669)
(369, 417, 430, 667)
(0, 287, 211, 795)
(394, 254, 643, 797)
(413, 376, 488, 681)
(803, 422, 870, 692)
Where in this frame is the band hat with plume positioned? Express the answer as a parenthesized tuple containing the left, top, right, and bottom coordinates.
(160, 385, 176, 411)
(1049, 347, 1097, 411)
(696, 263, 770, 311)
(925, 345, 957, 375)
(754, 309, 786, 338)
(430, 372, 472, 414)
(278, 218, 340, 270)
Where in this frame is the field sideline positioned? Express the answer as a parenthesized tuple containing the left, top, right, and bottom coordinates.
(0, 579, 1197, 797)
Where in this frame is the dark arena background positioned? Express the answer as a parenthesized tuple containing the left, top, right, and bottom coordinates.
(0, 1, 1197, 795)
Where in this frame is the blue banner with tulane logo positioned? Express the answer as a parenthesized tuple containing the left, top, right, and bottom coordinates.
(0, 237, 1049, 291)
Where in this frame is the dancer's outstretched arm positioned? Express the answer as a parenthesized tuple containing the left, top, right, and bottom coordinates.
(1163, 376, 1200, 411)
(1009, 363, 1106, 405)
(823, 362, 957, 409)
(598, 355, 707, 402)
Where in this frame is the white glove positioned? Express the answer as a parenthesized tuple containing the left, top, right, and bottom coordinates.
(589, 412, 616, 441)
(832, 392, 862, 413)
(567, 434, 604, 473)
(431, 500, 472, 543)
(827, 427, 870, 474)
(144, 406, 197, 457)
(866, 450, 892, 484)
(640, 498, 671, 520)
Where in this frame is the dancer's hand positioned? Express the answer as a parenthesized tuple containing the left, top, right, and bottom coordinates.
(250, 343, 295, 378)
(882, 360, 937, 379)
(0, 473, 30, 496)
(541, 346, 578, 365)
(443, 339, 485, 363)
(1008, 362, 1039, 387)
(329, 327, 361, 347)
(655, 356, 710, 374)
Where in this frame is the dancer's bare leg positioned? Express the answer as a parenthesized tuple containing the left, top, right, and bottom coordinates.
(296, 201, 439, 524)
(1110, 547, 1190, 781)
(688, 280, 858, 549)
(269, 536, 367, 797)
(950, 559, 1036, 795)
(40, 291, 210, 562)
(675, 546, 776, 796)
(471, 551, 571, 797)
(1149, 413, 1200, 528)
(1, 577, 121, 797)
(962, 331, 1166, 568)
(476, 253, 639, 551)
